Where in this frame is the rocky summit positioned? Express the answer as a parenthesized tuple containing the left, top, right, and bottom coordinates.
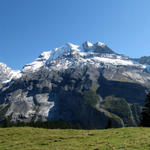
(0, 41, 150, 128)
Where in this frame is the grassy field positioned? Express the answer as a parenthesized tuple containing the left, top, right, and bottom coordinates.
(0, 127, 150, 150)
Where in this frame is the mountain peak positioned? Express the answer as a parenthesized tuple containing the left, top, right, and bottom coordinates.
(65, 42, 79, 50)
(0, 62, 8, 68)
(0, 62, 21, 83)
(96, 42, 106, 47)
(22, 41, 117, 73)
(83, 41, 93, 47)
(82, 41, 94, 51)
(38, 51, 51, 61)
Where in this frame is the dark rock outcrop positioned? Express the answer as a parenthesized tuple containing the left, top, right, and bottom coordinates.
(0, 66, 147, 128)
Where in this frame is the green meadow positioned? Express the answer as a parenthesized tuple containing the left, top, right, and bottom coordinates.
(0, 127, 150, 150)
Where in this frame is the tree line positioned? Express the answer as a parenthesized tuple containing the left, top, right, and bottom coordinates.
(0, 119, 82, 129)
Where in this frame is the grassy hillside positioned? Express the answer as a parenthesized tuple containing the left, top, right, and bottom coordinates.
(0, 127, 150, 150)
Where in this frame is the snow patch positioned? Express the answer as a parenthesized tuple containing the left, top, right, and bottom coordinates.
(96, 42, 106, 47)
(22, 51, 51, 73)
(0, 62, 22, 84)
(3, 70, 22, 83)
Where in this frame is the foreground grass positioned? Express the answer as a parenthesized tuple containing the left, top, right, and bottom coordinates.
(0, 127, 150, 150)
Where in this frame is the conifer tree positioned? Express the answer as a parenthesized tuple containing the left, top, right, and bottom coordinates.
(106, 118, 113, 129)
(141, 92, 150, 127)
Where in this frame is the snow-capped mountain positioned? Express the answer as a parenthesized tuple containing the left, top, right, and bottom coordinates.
(0, 41, 150, 128)
(23, 41, 142, 72)
(1, 41, 150, 85)
(20, 41, 150, 85)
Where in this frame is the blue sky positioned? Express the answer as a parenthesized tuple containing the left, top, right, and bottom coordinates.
(0, 0, 150, 70)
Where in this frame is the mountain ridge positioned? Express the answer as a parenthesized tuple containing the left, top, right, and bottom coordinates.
(1, 41, 150, 85)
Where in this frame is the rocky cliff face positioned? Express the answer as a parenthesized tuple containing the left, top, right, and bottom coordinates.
(0, 41, 149, 128)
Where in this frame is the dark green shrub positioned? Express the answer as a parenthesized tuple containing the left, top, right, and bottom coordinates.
(141, 92, 150, 127)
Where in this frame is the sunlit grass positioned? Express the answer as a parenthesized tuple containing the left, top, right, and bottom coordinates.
(0, 127, 150, 150)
